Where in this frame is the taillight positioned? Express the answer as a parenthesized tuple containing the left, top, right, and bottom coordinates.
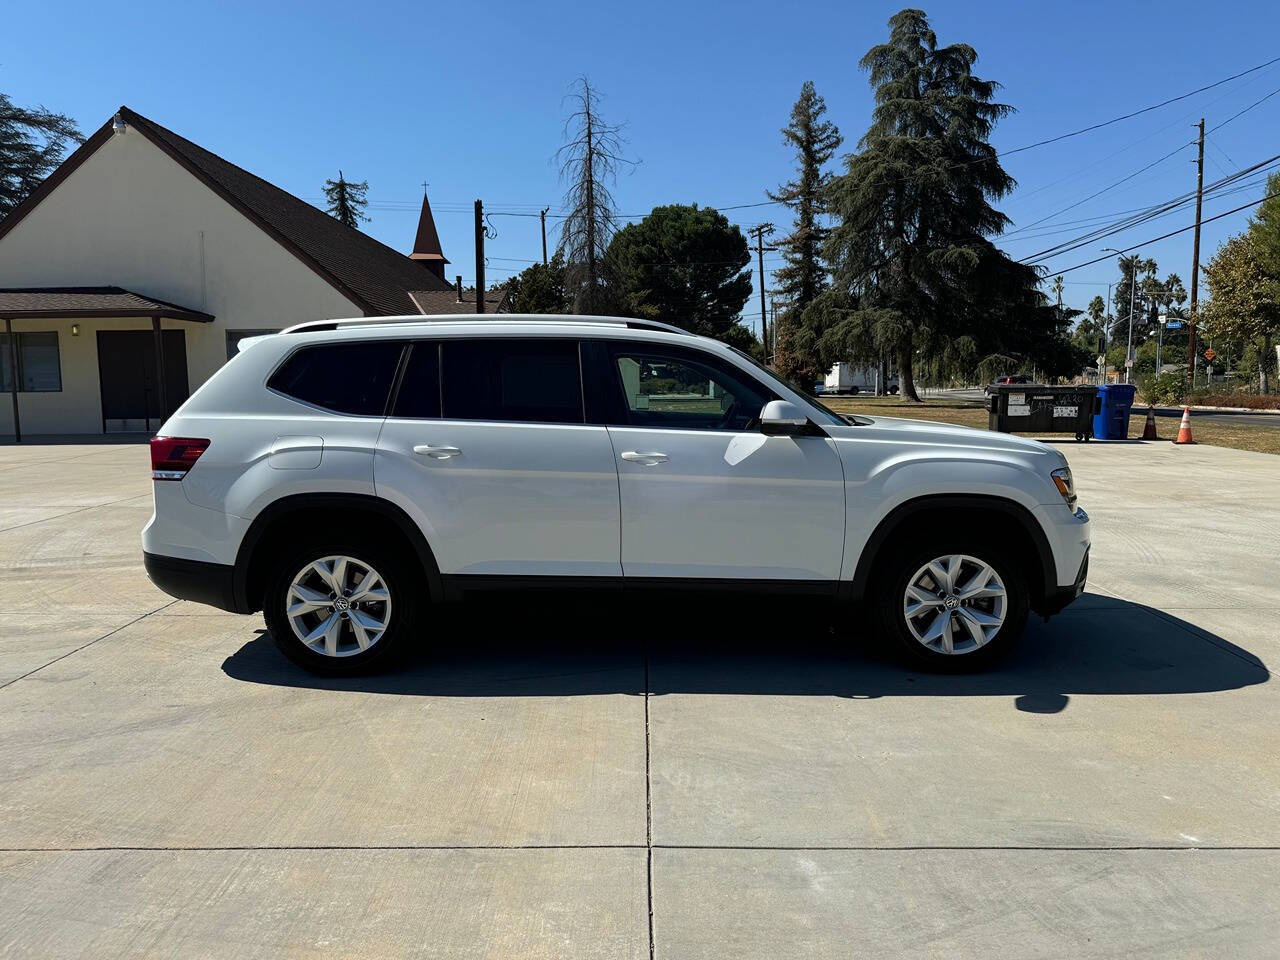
(150, 437, 209, 480)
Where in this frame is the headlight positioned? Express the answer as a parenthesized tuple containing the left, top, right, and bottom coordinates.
(1050, 467, 1077, 511)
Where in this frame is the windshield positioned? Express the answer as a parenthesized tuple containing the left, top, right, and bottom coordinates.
(727, 346, 847, 426)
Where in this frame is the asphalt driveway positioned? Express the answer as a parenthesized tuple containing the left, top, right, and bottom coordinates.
(0, 438, 1276, 957)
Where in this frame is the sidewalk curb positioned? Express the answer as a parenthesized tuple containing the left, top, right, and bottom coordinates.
(1162, 404, 1280, 415)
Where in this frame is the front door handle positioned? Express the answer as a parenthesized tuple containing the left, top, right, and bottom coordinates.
(413, 444, 462, 459)
(620, 451, 669, 466)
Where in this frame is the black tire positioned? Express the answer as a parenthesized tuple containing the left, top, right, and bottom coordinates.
(873, 538, 1029, 672)
(263, 539, 421, 675)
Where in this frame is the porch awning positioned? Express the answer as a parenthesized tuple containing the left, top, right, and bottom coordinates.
(0, 287, 214, 322)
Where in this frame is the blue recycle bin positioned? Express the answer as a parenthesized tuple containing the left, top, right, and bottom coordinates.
(1093, 383, 1137, 440)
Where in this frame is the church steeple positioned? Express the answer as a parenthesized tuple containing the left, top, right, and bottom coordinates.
(409, 185, 449, 281)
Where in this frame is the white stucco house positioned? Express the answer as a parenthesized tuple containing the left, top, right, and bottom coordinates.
(0, 106, 502, 438)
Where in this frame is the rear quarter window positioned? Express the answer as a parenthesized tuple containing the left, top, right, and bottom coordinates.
(268, 341, 403, 415)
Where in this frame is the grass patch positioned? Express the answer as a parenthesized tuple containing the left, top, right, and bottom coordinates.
(823, 395, 1280, 456)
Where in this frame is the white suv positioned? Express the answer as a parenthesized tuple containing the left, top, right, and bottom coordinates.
(142, 315, 1090, 674)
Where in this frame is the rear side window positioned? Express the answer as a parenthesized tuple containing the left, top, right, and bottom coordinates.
(268, 341, 402, 415)
(391, 342, 441, 419)
(441, 339, 583, 423)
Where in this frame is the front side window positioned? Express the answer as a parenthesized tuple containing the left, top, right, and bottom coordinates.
(0, 331, 61, 392)
(609, 346, 771, 431)
(441, 339, 583, 424)
(267, 341, 402, 415)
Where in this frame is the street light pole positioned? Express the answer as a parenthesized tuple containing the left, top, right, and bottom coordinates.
(1104, 249, 1135, 384)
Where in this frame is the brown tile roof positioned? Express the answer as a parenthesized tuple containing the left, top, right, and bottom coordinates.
(408, 287, 508, 315)
(0, 107, 455, 317)
(0, 286, 213, 321)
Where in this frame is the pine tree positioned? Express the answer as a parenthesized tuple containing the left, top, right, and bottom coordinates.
(769, 82, 842, 385)
(322, 170, 369, 228)
(823, 9, 1034, 401)
(607, 204, 754, 348)
(0, 93, 83, 217)
(555, 78, 633, 314)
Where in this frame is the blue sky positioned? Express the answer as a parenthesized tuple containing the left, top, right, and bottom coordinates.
(6, 0, 1280, 333)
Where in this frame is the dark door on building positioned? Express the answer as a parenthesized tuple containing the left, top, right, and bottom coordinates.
(96, 330, 190, 431)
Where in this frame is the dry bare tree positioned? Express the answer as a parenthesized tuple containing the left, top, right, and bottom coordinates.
(555, 78, 634, 313)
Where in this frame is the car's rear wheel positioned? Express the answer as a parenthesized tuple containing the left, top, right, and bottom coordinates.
(874, 541, 1028, 671)
(263, 541, 419, 675)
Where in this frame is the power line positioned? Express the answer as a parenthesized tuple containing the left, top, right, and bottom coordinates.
(995, 55, 1280, 158)
(1051, 189, 1280, 275)
(1009, 142, 1195, 236)
(1208, 83, 1280, 133)
(1020, 150, 1280, 263)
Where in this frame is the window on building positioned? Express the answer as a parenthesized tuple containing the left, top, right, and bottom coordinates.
(226, 329, 280, 359)
(441, 339, 583, 423)
(267, 341, 403, 415)
(0, 331, 62, 392)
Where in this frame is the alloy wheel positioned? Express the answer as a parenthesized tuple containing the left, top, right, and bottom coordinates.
(902, 554, 1007, 655)
(285, 555, 392, 657)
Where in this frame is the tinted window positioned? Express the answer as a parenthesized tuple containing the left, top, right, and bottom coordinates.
(392, 342, 441, 418)
(441, 339, 583, 423)
(609, 346, 771, 431)
(268, 341, 402, 415)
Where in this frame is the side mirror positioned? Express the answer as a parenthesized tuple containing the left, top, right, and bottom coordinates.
(759, 400, 809, 437)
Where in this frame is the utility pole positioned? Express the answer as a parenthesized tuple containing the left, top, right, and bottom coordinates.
(748, 223, 774, 359)
(540, 207, 549, 266)
(1187, 118, 1205, 389)
(1127, 269, 1137, 385)
(474, 199, 485, 314)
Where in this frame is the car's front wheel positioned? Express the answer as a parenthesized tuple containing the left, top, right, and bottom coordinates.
(874, 542, 1028, 670)
(263, 541, 419, 675)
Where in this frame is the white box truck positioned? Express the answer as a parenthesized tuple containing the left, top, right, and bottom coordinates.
(822, 362, 899, 395)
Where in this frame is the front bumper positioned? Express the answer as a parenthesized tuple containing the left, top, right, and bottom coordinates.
(1038, 546, 1089, 617)
(144, 551, 241, 612)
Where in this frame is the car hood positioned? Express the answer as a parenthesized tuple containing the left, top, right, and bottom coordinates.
(824, 415, 1065, 462)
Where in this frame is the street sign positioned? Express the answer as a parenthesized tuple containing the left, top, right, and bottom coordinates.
(1124, 358, 1134, 368)
(1165, 320, 1182, 330)
(1204, 347, 1217, 362)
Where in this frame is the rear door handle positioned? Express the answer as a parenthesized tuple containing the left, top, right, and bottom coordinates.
(620, 451, 669, 466)
(413, 444, 462, 459)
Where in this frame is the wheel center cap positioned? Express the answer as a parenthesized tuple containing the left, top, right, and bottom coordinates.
(943, 595, 960, 610)
(333, 597, 350, 611)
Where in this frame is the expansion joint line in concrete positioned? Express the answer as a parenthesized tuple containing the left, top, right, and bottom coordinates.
(644, 643, 655, 960)
(0, 600, 177, 691)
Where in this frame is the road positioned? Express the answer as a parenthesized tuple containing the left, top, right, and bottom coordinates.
(0, 441, 1277, 957)
(930, 387, 1280, 429)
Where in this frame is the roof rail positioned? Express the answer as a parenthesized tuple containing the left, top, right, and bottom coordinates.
(279, 314, 691, 337)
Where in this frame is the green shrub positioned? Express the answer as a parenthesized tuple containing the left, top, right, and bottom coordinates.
(1138, 370, 1186, 405)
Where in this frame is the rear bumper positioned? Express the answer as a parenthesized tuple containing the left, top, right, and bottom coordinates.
(143, 551, 242, 613)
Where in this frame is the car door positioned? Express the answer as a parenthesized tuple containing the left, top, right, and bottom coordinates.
(597, 340, 846, 583)
(374, 338, 622, 579)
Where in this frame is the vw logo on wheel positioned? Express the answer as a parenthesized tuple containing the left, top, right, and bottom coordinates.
(333, 597, 350, 611)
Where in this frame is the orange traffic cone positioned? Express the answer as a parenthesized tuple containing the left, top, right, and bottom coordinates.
(1141, 404, 1159, 440)
(1173, 406, 1195, 444)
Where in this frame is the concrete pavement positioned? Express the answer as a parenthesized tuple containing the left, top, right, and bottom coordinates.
(0, 439, 1276, 957)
